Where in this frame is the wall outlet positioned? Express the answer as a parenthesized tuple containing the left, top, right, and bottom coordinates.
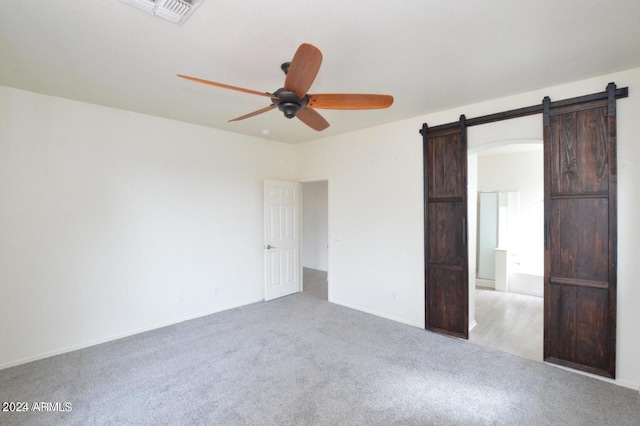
(178, 293, 184, 303)
(392, 291, 399, 301)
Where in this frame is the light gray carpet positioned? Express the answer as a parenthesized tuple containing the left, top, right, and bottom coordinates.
(1, 289, 639, 425)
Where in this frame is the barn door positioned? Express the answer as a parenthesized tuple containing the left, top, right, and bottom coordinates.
(423, 118, 469, 339)
(543, 84, 618, 378)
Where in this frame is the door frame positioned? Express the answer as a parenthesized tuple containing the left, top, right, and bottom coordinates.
(299, 177, 331, 300)
(468, 138, 544, 354)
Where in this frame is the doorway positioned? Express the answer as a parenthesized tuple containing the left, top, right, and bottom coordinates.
(468, 142, 544, 361)
(423, 84, 622, 377)
(301, 180, 329, 300)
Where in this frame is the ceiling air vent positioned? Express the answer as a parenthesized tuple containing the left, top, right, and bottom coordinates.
(120, 0, 203, 25)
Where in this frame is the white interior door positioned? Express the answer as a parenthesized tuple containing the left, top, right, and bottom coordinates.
(264, 180, 300, 301)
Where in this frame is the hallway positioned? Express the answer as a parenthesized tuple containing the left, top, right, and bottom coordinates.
(303, 267, 328, 301)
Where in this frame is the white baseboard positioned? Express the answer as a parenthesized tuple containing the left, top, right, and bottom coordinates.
(509, 288, 543, 297)
(475, 278, 495, 289)
(545, 361, 639, 392)
(0, 297, 263, 371)
(329, 298, 424, 329)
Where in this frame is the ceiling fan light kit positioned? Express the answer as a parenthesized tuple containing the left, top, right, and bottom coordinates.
(178, 43, 394, 131)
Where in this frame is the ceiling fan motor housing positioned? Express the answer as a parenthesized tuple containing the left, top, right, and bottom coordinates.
(272, 88, 308, 119)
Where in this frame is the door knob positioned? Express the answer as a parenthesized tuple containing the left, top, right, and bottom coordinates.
(265, 244, 276, 249)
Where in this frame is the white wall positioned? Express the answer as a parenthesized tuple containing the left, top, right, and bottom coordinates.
(0, 86, 296, 368)
(296, 67, 640, 390)
(296, 123, 425, 326)
(3, 68, 639, 390)
(478, 150, 544, 280)
(302, 181, 328, 271)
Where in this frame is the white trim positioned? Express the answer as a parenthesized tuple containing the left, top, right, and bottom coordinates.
(468, 138, 543, 155)
(331, 299, 424, 329)
(544, 361, 639, 392)
(509, 288, 544, 298)
(298, 175, 331, 183)
(0, 297, 263, 371)
(475, 278, 495, 289)
(299, 177, 331, 299)
(469, 319, 478, 332)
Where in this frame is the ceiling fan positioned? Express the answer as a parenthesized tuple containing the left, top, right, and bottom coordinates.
(177, 43, 394, 131)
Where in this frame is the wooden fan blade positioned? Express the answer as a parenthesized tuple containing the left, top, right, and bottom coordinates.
(228, 105, 276, 122)
(284, 43, 323, 98)
(307, 93, 394, 110)
(178, 74, 275, 99)
(297, 107, 330, 131)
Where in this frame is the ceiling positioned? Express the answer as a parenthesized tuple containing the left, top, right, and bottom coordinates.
(2, 1, 639, 144)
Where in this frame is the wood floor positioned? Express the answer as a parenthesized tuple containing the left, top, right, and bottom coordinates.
(302, 268, 543, 361)
(470, 287, 544, 361)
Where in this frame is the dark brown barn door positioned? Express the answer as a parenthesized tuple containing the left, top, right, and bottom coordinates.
(423, 119, 469, 339)
(544, 86, 618, 378)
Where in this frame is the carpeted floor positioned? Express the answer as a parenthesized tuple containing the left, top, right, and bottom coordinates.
(1, 288, 639, 425)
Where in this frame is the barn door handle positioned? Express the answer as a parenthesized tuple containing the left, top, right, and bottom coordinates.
(265, 244, 277, 249)
(544, 219, 550, 250)
(462, 218, 467, 245)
